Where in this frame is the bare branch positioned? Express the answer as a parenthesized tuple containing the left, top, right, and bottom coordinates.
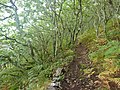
(10, 0, 17, 9)
(0, 14, 15, 20)
(0, 34, 28, 46)
(0, 3, 13, 8)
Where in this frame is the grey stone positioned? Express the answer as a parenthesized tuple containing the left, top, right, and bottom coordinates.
(47, 86, 57, 90)
(50, 82, 60, 87)
(53, 77, 60, 82)
(54, 68, 63, 77)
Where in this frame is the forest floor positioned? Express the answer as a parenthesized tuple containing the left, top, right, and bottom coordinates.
(60, 43, 102, 90)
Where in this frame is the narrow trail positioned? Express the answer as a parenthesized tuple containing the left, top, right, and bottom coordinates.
(60, 43, 100, 90)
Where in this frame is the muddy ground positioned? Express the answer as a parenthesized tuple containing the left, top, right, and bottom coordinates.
(60, 43, 103, 90)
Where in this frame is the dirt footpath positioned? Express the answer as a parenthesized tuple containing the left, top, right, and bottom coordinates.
(60, 43, 101, 90)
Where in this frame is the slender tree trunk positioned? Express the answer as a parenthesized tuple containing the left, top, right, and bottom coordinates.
(75, 0, 82, 41)
(94, 21, 99, 38)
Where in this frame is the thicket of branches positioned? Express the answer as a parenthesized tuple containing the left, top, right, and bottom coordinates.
(0, 0, 119, 89)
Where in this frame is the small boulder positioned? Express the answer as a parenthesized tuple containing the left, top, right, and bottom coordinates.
(50, 82, 60, 87)
(54, 68, 63, 77)
(47, 86, 57, 90)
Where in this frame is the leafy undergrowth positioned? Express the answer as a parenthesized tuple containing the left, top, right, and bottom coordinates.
(78, 26, 120, 89)
(0, 49, 74, 90)
(31, 49, 74, 90)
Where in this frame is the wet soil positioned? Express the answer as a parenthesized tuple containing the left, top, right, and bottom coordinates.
(60, 43, 101, 90)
